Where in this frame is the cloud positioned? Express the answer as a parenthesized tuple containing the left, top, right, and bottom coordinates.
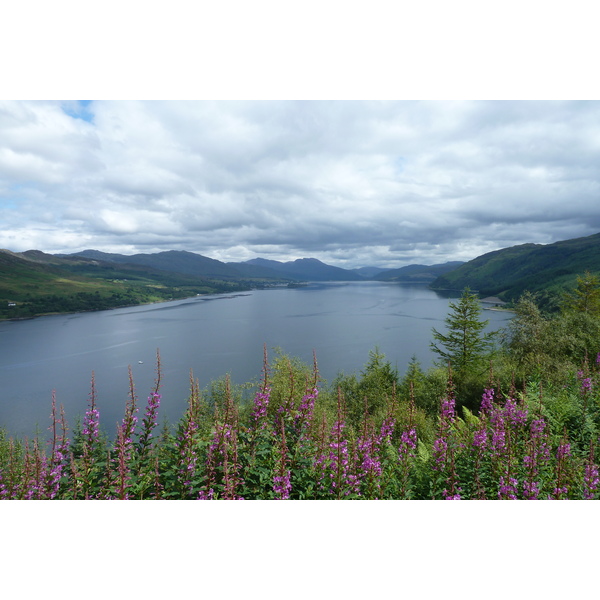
(1, 100, 600, 268)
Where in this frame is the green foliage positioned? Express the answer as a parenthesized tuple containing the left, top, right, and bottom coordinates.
(561, 271, 600, 317)
(398, 357, 446, 417)
(332, 348, 399, 429)
(503, 286, 600, 383)
(430, 288, 497, 375)
(430, 232, 600, 302)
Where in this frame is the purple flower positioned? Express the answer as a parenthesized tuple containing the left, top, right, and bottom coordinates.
(82, 407, 100, 439)
(556, 441, 572, 460)
(522, 480, 540, 500)
(442, 489, 462, 500)
(584, 461, 599, 500)
(472, 427, 488, 449)
(441, 396, 456, 421)
(498, 476, 518, 500)
(273, 471, 292, 500)
(490, 421, 507, 456)
(314, 418, 360, 498)
(503, 397, 528, 426)
(480, 388, 494, 414)
(432, 436, 448, 470)
(398, 427, 417, 458)
(523, 418, 551, 479)
(250, 387, 270, 429)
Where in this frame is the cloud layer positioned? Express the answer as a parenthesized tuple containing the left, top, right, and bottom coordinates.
(2, 100, 600, 268)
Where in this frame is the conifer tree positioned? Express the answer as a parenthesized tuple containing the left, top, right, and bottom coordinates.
(561, 271, 600, 317)
(430, 288, 496, 374)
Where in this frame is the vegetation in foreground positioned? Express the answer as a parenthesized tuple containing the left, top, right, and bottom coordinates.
(2, 275, 600, 500)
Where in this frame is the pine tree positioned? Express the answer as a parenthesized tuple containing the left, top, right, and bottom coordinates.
(561, 271, 600, 317)
(430, 288, 497, 374)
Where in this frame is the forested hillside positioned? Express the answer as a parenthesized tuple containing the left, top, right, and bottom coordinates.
(374, 261, 463, 283)
(0, 249, 277, 319)
(431, 232, 600, 303)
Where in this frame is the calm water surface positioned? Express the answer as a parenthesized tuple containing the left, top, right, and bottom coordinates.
(0, 282, 512, 437)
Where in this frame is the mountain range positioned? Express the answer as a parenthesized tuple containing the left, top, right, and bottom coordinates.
(3, 230, 600, 318)
(63, 250, 460, 283)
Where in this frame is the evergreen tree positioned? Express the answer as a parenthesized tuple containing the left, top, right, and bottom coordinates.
(561, 271, 600, 317)
(503, 291, 548, 373)
(430, 288, 497, 374)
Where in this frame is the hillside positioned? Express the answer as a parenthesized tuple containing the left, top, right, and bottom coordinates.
(0, 249, 272, 320)
(374, 261, 464, 283)
(430, 232, 600, 301)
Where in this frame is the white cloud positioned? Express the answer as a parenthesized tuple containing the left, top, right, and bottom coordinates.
(2, 100, 600, 268)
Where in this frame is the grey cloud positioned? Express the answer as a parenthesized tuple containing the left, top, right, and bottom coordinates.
(2, 100, 600, 269)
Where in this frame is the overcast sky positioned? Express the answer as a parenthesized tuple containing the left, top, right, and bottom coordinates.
(2, 100, 600, 269)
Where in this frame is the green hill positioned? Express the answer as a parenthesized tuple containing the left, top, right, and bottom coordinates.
(430, 232, 600, 302)
(374, 261, 464, 283)
(0, 249, 272, 320)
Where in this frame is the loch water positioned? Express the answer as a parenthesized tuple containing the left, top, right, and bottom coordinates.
(0, 281, 512, 437)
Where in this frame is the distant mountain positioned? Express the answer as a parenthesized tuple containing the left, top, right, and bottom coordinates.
(65, 250, 371, 282)
(374, 262, 464, 283)
(68, 249, 247, 280)
(430, 232, 600, 301)
(225, 260, 293, 280)
(244, 257, 364, 281)
(350, 266, 388, 278)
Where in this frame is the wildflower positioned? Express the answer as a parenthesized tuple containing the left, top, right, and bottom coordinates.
(522, 480, 540, 500)
(500, 396, 528, 426)
(442, 489, 462, 500)
(82, 407, 100, 440)
(441, 395, 456, 421)
(583, 461, 599, 500)
(552, 437, 572, 499)
(432, 436, 448, 470)
(577, 370, 593, 394)
(177, 405, 200, 495)
(294, 387, 318, 435)
(273, 472, 292, 500)
(250, 387, 270, 430)
(556, 441, 571, 460)
(490, 419, 507, 456)
(480, 388, 494, 414)
(379, 416, 396, 443)
(498, 476, 518, 500)
(356, 427, 383, 495)
(398, 427, 417, 458)
(472, 427, 487, 449)
(272, 416, 292, 500)
(45, 394, 70, 499)
(138, 392, 161, 450)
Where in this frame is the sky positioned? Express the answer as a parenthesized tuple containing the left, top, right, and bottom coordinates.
(2, 99, 600, 269)
(2, 2, 600, 271)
